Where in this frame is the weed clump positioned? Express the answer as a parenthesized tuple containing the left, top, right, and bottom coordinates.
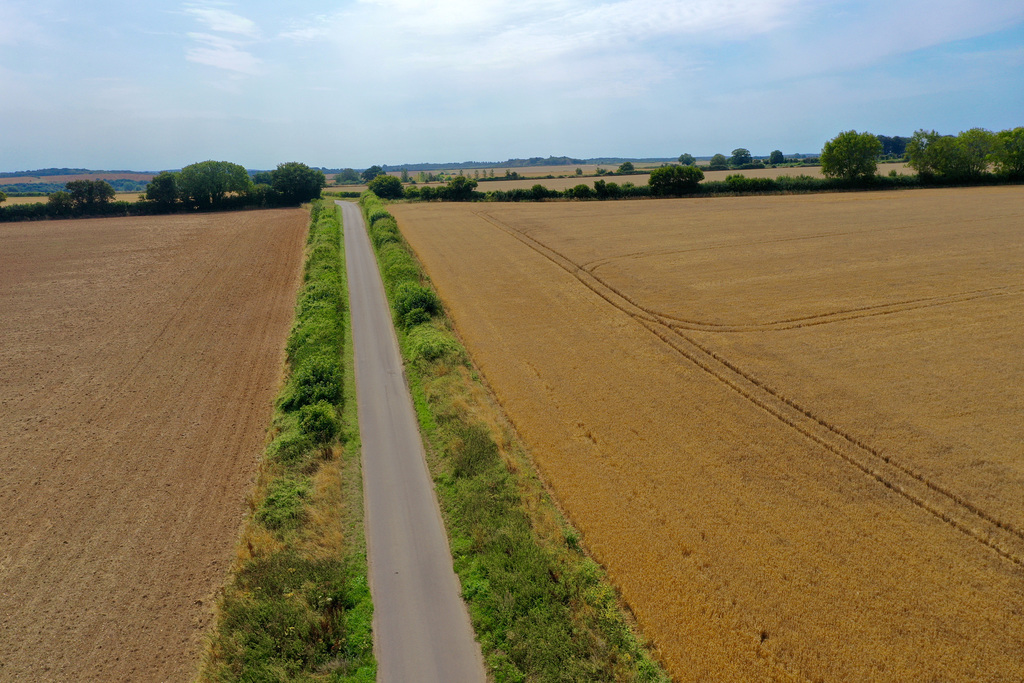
(393, 282, 440, 329)
(281, 355, 342, 411)
(299, 401, 340, 445)
(215, 553, 372, 681)
(267, 430, 313, 466)
(407, 325, 463, 364)
(256, 476, 311, 531)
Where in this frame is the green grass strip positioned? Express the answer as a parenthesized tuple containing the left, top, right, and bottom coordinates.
(359, 191, 670, 683)
(199, 200, 374, 683)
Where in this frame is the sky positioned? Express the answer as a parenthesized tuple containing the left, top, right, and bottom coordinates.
(1, 0, 1022, 171)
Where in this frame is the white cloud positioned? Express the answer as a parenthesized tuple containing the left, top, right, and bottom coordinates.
(280, 0, 803, 100)
(759, 0, 1024, 81)
(186, 32, 261, 74)
(184, 5, 260, 38)
(181, 3, 261, 75)
(0, 1, 61, 47)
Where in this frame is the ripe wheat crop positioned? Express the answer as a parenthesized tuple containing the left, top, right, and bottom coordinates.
(390, 186, 1024, 681)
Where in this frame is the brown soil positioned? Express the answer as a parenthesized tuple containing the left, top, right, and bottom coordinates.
(391, 187, 1024, 681)
(0, 210, 308, 681)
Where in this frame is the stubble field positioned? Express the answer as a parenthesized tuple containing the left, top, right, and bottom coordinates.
(0, 210, 307, 681)
(390, 186, 1024, 681)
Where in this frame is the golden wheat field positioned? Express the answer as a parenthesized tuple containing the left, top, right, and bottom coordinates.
(335, 162, 911, 194)
(2, 192, 144, 205)
(390, 186, 1024, 682)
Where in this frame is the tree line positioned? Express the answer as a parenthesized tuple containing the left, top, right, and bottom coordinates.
(145, 160, 325, 208)
(820, 127, 1023, 182)
(349, 125, 1023, 205)
(0, 161, 326, 221)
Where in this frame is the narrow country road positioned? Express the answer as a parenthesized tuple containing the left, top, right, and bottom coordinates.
(337, 201, 485, 683)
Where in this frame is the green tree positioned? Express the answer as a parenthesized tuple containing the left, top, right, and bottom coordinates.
(47, 190, 74, 215)
(568, 184, 594, 199)
(439, 176, 478, 201)
(575, 167, 583, 176)
(730, 148, 752, 167)
(0, 190, 6, 204)
(820, 130, 883, 181)
(992, 127, 1024, 178)
(768, 150, 785, 165)
(335, 168, 360, 184)
(678, 153, 695, 166)
(616, 161, 635, 174)
(952, 128, 996, 178)
(876, 135, 911, 158)
(530, 184, 553, 200)
(905, 130, 944, 178)
(65, 179, 116, 209)
(593, 180, 622, 199)
(400, 168, 410, 183)
(145, 171, 179, 207)
(368, 174, 404, 199)
(251, 171, 273, 185)
(648, 165, 704, 195)
(177, 160, 252, 207)
(272, 162, 326, 204)
(906, 129, 995, 180)
(361, 165, 384, 183)
(708, 154, 729, 170)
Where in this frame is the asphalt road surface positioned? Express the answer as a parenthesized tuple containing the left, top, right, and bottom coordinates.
(338, 201, 485, 682)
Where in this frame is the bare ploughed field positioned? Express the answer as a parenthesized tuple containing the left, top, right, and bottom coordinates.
(391, 186, 1024, 681)
(0, 210, 307, 681)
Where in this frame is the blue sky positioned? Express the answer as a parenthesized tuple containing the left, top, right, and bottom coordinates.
(1, 0, 1022, 171)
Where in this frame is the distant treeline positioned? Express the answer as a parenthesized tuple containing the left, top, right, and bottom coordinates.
(393, 170, 1020, 205)
(2, 179, 149, 195)
(378, 155, 678, 172)
(0, 161, 326, 222)
(362, 126, 1023, 204)
(0, 168, 153, 179)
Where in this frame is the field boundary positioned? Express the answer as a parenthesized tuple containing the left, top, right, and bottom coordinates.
(473, 209, 1024, 568)
(360, 191, 671, 682)
(198, 201, 375, 682)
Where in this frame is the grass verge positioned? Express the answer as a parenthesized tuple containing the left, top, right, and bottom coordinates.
(359, 190, 670, 682)
(198, 200, 374, 682)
